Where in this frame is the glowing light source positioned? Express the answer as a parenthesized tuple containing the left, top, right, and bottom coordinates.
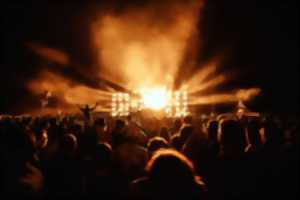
(111, 88, 189, 117)
(111, 92, 130, 117)
(140, 88, 170, 110)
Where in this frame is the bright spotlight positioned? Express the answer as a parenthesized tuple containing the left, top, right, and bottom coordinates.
(140, 88, 170, 110)
(111, 87, 189, 117)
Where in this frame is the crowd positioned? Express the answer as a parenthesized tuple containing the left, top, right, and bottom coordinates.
(0, 109, 299, 199)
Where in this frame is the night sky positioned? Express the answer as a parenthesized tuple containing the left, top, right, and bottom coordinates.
(1, 0, 299, 115)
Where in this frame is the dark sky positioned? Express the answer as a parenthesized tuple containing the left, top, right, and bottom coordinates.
(1, 0, 299, 114)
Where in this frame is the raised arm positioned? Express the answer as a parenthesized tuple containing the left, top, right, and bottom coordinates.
(76, 104, 84, 112)
(90, 102, 99, 111)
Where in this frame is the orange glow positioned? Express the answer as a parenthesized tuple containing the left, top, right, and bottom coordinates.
(27, 42, 70, 66)
(236, 88, 261, 101)
(64, 85, 111, 106)
(189, 94, 237, 105)
(189, 74, 226, 94)
(189, 88, 261, 105)
(92, 1, 203, 91)
(27, 70, 114, 111)
(111, 89, 189, 117)
(27, 71, 70, 95)
(140, 87, 170, 110)
(25, 1, 262, 114)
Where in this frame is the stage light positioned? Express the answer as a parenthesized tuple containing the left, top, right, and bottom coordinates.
(173, 89, 189, 117)
(111, 88, 189, 117)
(140, 88, 170, 110)
(111, 92, 130, 117)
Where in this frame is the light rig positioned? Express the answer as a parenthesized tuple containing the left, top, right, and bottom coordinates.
(111, 88, 189, 117)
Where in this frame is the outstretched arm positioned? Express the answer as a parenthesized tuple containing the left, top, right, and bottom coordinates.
(90, 102, 99, 111)
(76, 104, 84, 112)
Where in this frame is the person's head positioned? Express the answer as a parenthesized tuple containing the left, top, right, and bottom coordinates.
(115, 119, 125, 130)
(21, 115, 32, 126)
(94, 142, 112, 168)
(111, 127, 131, 147)
(183, 115, 193, 125)
(146, 149, 196, 188)
(37, 130, 48, 149)
(60, 133, 78, 155)
(40, 118, 50, 130)
(207, 120, 219, 142)
(48, 117, 58, 127)
(147, 136, 169, 156)
(180, 125, 194, 143)
(94, 118, 106, 132)
(219, 119, 246, 154)
(174, 118, 182, 130)
(71, 123, 83, 135)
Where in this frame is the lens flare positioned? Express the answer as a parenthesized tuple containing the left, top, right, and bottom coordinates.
(140, 88, 170, 110)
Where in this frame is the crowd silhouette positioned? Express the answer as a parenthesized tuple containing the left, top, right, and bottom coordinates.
(0, 107, 299, 199)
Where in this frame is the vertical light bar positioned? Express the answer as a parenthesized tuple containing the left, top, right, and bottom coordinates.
(174, 90, 181, 117)
(173, 90, 189, 117)
(182, 90, 189, 117)
(123, 93, 130, 116)
(111, 92, 130, 117)
(165, 90, 173, 117)
(111, 93, 117, 117)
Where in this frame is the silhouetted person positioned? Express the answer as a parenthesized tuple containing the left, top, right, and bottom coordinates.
(93, 142, 112, 168)
(126, 115, 148, 146)
(36, 130, 48, 150)
(84, 142, 115, 198)
(2, 124, 44, 199)
(170, 134, 181, 151)
(208, 119, 251, 200)
(60, 133, 78, 156)
(178, 125, 194, 150)
(159, 126, 171, 142)
(131, 149, 207, 199)
(47, 133, 82, 198)
(34, 130, 49, 170)
(113, 132, 148, 179)
(259, 120, 293, 198)
(183, 124, 210, 178)
(111, 130, 148, 198)
(170, 118, 182, 136)
(207, 120, 220, 157)
(78, 102, 99, 122)
(111, 119, 126, 148)
(219, 119, 246, 158)
(183, 115, 193, 126)
(94, 117, 108, 143)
